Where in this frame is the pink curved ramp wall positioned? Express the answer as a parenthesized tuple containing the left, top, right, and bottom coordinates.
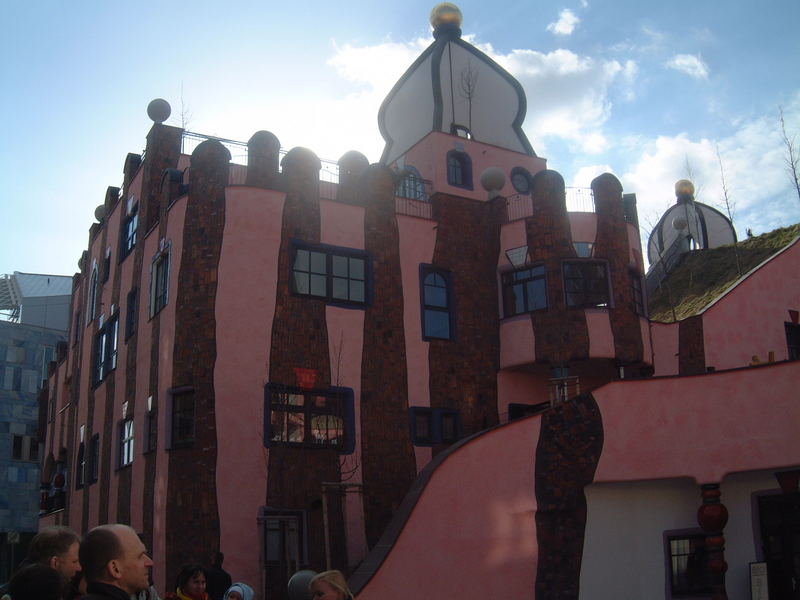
(355, 418, 542, 600)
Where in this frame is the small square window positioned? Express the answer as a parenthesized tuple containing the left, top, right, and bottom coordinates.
(564, 261, 610, 308)
(666, 532, 712, 597)
(409, 407, 462, 446)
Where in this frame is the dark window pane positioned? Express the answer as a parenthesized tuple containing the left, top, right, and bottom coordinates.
(310, 274, 327, 297)
(294, 249, 309, 271)
(332, 255, 348, 277)
(349, 258, 365, 280)
(424, 310, 450, 339)
(309, 251, 327, 274)
(332, 277, 348, 300)
(349, 280, 365, 302)
(294, 272, 309, 294)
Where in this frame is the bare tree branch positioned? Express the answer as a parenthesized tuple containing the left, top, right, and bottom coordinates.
(716, 143, 742, 276)
(779, 106, 800, 203)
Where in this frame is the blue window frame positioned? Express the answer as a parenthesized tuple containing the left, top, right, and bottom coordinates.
(446, 150, 473, 190)
(502, 265, 547, 317)
(396, 166, 429, 201)
(265, 384, 355, 454)
(291, 241, 370, 307)
(510, 167, 532, 194)
(421, 266, 454, 340)
(564, 261, 610, 308)
(409, 407, 462, 446)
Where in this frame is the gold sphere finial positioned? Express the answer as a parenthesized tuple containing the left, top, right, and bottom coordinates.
(430, 3, 463, 29)
(675, 179, 695, 198)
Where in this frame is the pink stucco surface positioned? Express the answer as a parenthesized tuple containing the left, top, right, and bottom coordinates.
(402, 131, 547, 202)
(586, 309, 615, 358)
(320, 198, 365, 249)
(702, 240, 800, 370)
(650, 322, 679, 376)
(357, 418, 541, 600)
(498, 219, 528, 270)
(397, 214, 437, 473)
(593, 360, 800, 484)
(499, 317, 536, 368)
(569, 212, 597, 243)
(215, 187, 285, 589)
(497, 370, 550, 417)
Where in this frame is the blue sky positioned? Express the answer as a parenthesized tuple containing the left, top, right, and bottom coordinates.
(2, 0, 799, 278)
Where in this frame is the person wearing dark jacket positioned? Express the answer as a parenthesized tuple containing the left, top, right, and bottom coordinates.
(204, 553, 231, 600)
(78, 524, 154, 600)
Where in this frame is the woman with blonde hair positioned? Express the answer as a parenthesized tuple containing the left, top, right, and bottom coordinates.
(309, 570, 353, 600)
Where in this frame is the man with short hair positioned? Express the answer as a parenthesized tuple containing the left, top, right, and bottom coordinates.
(205, 551, 232, 600)
(0, 526, 82, 600)
(79, 524, 154, 600)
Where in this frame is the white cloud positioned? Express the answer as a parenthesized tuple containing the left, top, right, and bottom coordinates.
(496, 48, 628, 153)
(665, 53, 710, 79)
(546, 9, 580, 36)
(621, 98, 800, 248)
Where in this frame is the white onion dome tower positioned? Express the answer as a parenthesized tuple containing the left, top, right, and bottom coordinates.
(647, 179, 737, 266)
(378, 3, 535, 165)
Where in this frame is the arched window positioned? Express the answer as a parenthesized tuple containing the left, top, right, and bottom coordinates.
(421, 266, 454, 340)
(396, 166, 428, 201)
(446, 150, 473, 189)
(87, 264, 99, 322)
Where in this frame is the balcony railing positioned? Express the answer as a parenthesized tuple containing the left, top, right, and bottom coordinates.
(504, 187, 596, 222)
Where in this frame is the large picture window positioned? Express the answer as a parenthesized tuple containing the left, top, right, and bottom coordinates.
(563, 261, 610, 308)
(291, 242, 369, 307)
(421, 266, 454, 340)
(502, 265, 547, 317)
(265, 384, 354, 453)
(93, 313, 119, 384)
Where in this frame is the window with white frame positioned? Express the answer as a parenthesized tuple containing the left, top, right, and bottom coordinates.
(93, 313, 119, 384)
(119, 418, 134, 467)
(121, 196, 139, 260)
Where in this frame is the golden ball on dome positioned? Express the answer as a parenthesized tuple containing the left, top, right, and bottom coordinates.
(430, 3, 463, 29)
(675, 179, 695, 197)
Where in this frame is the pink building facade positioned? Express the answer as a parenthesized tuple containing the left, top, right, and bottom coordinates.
(39, 7, 799, 600)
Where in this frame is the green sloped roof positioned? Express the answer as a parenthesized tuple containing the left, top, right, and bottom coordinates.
(648, 224, 800, 322)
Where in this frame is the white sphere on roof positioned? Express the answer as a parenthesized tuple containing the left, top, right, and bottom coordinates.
(480, 166, 506, 193)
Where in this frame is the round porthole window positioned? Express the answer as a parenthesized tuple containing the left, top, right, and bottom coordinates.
(511, 167, 532, 194)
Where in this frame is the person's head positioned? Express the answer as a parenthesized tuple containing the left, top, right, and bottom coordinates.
(309, 571, 352, 600)
(79, 524, 153, 594)
(210, 551, 224, 567)
(176, 564, 207, 597)
(223, 582, 254, 600)
(26, 526, 81, 580)
(8, 563, 64, 600)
